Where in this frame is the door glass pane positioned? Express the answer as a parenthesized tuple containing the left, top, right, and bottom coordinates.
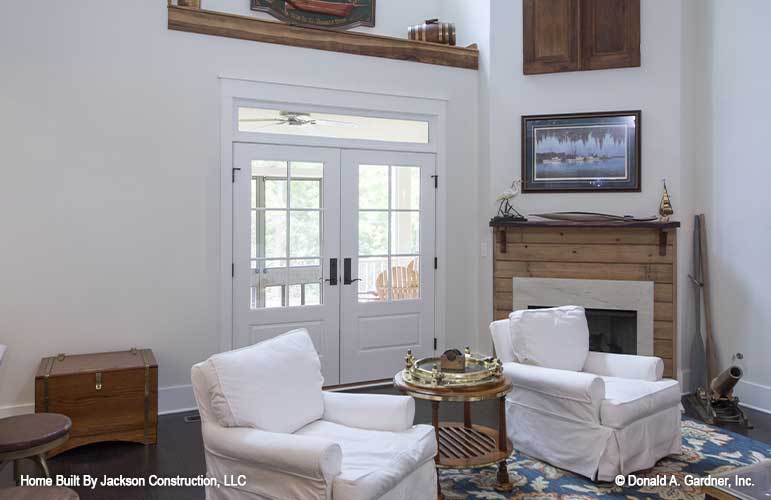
(263, 211, 287, 259)
(359, 165, 388, 209)
(265, 286, 283, 308)
(359, 211, 388, 256)
(305, 283, 321, 306)
(392, 256, 420, 300)
(290, 211, 320, 257)
(358, 257, 389, 302)
(250, 157, 324, 310)
(292, 161, 324, 179)
(288, 284, 303, 307)
(290, 180, 320, 209)
(391, 211, 420, 254)
(290, 161, 322, 209)
(391, 166, 420, 210)
(264, 180, 287, 209)
(252, 161, 288, 209)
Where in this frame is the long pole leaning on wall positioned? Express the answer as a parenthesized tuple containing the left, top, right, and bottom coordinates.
(686, 214, 751, 427)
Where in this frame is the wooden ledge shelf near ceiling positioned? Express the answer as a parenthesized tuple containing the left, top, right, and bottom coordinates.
(167, 5, 479, 70)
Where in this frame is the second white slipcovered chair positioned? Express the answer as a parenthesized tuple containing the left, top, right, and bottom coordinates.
(491, 306, 681, 481)
(191, 329, 437, 500)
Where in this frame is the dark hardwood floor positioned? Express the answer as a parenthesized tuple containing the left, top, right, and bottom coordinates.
(1, 390, 769, 499)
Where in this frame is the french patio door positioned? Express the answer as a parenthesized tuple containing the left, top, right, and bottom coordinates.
(233, 144, 435, 386)
(339, 150, 435, 383)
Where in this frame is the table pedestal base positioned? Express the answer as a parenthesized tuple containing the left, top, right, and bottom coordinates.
(433, 397, 512, 498)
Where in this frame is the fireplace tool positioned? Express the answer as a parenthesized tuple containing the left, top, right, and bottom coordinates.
(686, 214, 752, 428)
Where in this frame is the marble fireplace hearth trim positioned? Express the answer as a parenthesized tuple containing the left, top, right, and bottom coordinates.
(512, 277, 654, 356)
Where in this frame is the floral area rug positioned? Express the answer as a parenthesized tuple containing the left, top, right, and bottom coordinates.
(439, 419, 771, 500)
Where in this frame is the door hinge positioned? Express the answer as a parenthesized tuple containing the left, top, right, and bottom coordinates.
(231, 263, 234, 277)
(232, 167, 241, 183)
(433, 338, 438, 350)
(434, 257, 438, 269)
(430, 175, 438, 189)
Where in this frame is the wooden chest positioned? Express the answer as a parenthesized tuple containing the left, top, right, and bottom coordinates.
(35, 349, 158, 456)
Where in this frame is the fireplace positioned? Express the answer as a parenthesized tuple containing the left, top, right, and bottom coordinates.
(513, 278, 653, 356)
(529, 306, 637, 354)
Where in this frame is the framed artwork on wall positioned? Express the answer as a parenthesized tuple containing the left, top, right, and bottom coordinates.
(521, 110, 641, 193)
(251, 0, 376, 30)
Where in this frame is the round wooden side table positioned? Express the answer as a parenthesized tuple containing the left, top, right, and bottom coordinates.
(0, 413, 71, 485)
(394, 371, 513, 499)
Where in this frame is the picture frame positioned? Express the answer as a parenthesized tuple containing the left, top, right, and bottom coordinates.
(521, 110, 641, 193)
(251, 0, 376, 30)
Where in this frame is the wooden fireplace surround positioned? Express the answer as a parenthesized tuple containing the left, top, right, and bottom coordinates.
(490, 219, 680, 378)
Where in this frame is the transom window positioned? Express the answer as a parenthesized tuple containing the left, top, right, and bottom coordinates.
(238, 107, 429, 144)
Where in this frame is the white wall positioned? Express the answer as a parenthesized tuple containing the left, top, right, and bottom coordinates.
(475, 1, 686, 369)
(679, 0, 713, 393)
(701, 0, 771, 412)
(0, 1, 478, 415)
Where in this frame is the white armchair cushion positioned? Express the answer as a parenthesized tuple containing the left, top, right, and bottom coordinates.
(583, 351, 664, 381)
(509, 306, 590, 371)
(323, 392, 415, 432)
(296, 420, 437, 500)
(207, 329, 324, 433)
(600, 377, 681, 428)
(202, 423, 342, 481)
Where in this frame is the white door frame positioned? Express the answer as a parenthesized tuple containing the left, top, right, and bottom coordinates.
(219, 77, 448, 358)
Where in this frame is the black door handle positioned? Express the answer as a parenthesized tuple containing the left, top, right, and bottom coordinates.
(324, 258, 338, 286)
(343, 258, 361, 285)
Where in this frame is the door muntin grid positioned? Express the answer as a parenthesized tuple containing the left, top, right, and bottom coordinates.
(357, 164, 421, 303)
(250, 160, 324, 309)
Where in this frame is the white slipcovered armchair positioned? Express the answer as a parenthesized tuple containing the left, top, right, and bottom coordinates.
(191, 329, 437, 500)
(490, 306, 681, 481)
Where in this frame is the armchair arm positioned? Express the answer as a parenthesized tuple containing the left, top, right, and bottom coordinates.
(322, 391, 415, 432)
(202, 423, 342, 481)
(503, 362, 605, 404)
(490, 319, 516, 363)
(583, 351, 664, 381)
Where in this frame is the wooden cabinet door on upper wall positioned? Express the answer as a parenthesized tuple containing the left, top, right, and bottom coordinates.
(581, 0, 640, 70)
(523, 0, 579, 75)
(523, 0, 640, 75)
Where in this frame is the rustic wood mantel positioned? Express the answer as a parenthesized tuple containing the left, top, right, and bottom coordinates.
(490, 219, 680, 377)
(167, 5, 479, 70)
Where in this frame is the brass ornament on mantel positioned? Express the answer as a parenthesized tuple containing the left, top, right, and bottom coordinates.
(659, 178, 674, 222)
(402, 348, 503, 388)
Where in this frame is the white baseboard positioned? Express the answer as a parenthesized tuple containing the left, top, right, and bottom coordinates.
(737, 379, 771, 414)
(158, 384, 197, 415)
(0, 402, 34, 418)
(679, 368, 691, 394)
(0, 384, 198, 419)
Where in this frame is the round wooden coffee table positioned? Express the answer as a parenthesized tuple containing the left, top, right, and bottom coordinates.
(0, 413, 71, 485)
(394, 371, 513, 499)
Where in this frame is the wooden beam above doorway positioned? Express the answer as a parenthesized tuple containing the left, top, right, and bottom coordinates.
(167, 5, 479, 70)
